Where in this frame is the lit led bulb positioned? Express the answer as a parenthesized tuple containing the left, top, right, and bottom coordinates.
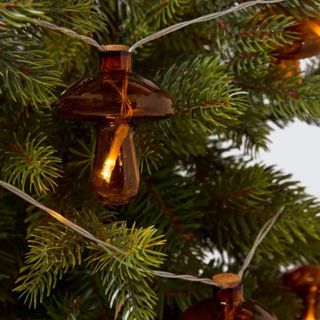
(101, 124, 129, 183)
(307, 20, 320, 37)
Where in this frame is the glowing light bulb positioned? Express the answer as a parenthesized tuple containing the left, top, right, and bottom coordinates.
(305, 306, 316, 320)
(100, 123, 129, 183)
(306, 314, 315, 320)
(101, 158, 115, 183)
(307, 20, 320, 37)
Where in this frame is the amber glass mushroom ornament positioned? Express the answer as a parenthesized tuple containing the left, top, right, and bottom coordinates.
(283, 266, 320, 320)
(55, 45, 174, 205)
(180, 273, 277, 320)
(277, 19, 320, 60)
(274, 18, 320, 80)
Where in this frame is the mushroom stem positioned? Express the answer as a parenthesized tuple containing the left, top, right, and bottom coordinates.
(101, 123, 130, 183)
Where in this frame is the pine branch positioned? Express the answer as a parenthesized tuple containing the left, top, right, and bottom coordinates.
(218, 103, 271, 153)
(223, 13, 297, 79)
(0, 36, 63, 109)
(1, 1, 105, 110)
(135, 133, 165, 175)
(0, 1, 104, 33)
(269, 74, 320, 121)
(146, 0, 195, 30)
(0, 192, 26, 303)
(156, 56, 248, 130)
(125, 168, 204, 245)
(123, 167, 207, 298)
(68, 139, 95, 179)
(202, 163, 320, 265)
(86, 222, 165, 320)
(234, 13, 297, 54)
(41, 1, 104, 34)
(14, 222, 83, 308)
(0, 133, 62, 196)
(44, 291, 108, 320)
(236, 66, 320, 122)
(15, 209, 165, 318)
(275, 0, 320, 17)
(0, 3, 45, 29)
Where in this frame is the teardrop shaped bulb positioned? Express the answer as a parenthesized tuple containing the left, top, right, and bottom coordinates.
(92, 123, 139, 205)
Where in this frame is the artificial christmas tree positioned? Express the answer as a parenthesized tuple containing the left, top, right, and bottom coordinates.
(2, 1, 320, 320)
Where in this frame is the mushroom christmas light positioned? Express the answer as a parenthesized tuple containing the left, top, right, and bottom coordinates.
(55, 45, 174, 205)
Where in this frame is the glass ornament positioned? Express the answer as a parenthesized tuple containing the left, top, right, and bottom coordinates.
(55, 44, 174, 205)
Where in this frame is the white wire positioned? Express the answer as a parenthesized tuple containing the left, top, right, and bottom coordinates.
(154, 270, 218, 286)
(238, 207, 284, 278)
(129, 0, 287, 52)
(34, 20, 104, 51)
(0, 180, 122, 253)
(0, 179, 283, 286)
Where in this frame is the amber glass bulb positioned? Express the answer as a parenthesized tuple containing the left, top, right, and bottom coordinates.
(180, 273, 277, 320)
(55, 44, 174, 205)
(91, 123, 139, 205)
(284, 266, 320, 320)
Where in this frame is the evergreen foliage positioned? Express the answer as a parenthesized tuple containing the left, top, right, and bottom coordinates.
(1, 0, 320, 319)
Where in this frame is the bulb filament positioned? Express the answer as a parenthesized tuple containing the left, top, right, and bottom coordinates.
(101, 123, 129, 183)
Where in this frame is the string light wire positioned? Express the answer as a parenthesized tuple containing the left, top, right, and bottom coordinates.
(129, 0, 287, 52)
(34, 20, 104, 51)
(31, 0, 287, 52)
(0, 180, 282, 286)
(238, 207, 284, 278)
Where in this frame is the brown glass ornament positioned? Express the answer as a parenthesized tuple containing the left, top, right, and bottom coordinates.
(277, 19, 320, 60)
(283, 266, 320, 320)
(180, 273, 278, 320)
(55, 44, 174, 205)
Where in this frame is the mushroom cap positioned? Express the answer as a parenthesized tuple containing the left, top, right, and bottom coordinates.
(55, 71, 174, 122)
(283, 265, 320, 288)
(276, 19, 320, 60)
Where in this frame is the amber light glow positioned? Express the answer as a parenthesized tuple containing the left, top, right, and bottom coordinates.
(304, 285, 318, 320)
(101, 123, 129, 183)
(306, 308, 316, 320)
(306, 313, 315, 320)
(307, 20, 320, 37)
